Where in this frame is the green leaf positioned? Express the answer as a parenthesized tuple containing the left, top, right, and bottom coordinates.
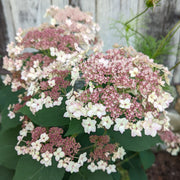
(65, 119, 84, 136)
(0, 126, 21, 146)
(1, 107, 21, 132)
(0, 145, 19, 169)
(107, 129, 161, 152)
(0, 127, 21, 169)
(87, 171, 113, 180)
(121, 154, 147, 180)
(13, 155, 65, 180)
(69, 167, 114, 180)
(112, 172, 121, 180)
(129, 167, 147, 180)
(69, 173, 85, 180)
(0, 85, 24, 111)
(19, 105, 70, 127)
(0, 165, 15, 180)
(139, 150, 155, 170)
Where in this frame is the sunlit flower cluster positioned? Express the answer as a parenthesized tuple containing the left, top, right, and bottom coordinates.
(2, 5, 103, 116)
(45, 5, 103, 51)
(65, 47, 174, 137)
(1, 5, 178, 177)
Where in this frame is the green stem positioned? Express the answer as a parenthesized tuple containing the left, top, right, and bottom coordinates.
(125, 7, 149, 25)
(152, 20, 180, 59)
(79, 145, 95, 152)
(116, 152, 139, 166)
(170, 61, 180, 71)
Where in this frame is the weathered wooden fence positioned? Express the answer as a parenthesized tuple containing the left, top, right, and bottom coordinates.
(1, 0, 180, 84)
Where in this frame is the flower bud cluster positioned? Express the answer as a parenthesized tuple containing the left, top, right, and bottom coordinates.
(65, 47, 173, 137)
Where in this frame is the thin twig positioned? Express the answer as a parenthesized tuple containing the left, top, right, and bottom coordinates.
(125, 7, 149, 25)
(170, 61, 180, 71)
(116, 152, 139, 166)
(152, 20, 180, 59)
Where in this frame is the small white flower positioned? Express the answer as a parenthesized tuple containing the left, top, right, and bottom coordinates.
(19, 116, 24, 121)
(89, 81, 95, 93)
(66, 19, 72, 26)
(78, 152, 87, 166)
(129, 67, 139, 77)
(97, 160, 107, 171)
(119, 98, 131, 109)
(114, 118, 128, 134)
(100, 116, 114, 129)
(48, 79, 56, 87)
(19, 129, 28, 137)
(106, 164, 117, 174)
(53, 97, 63, 106)
(40, 133, 49, 143)
(44, 96, 53, 108)
(82, 118, 96, 134)
(112, 147, 126, 162)
(65, 161, 80, 173)
(87, 162, 98, 172)
(143, 119, 161, 137)
(57, 159, 69, 169)
(50, 18, 56, 26)
(54, 147, 65, 161)
(148, 92, 157, 104)
(31, 140, 42, 151)
(40, 151, 53, 167)
(25, 122, 34, 131)
(130, 121, 143, 137)
(8, 111, 15, 119)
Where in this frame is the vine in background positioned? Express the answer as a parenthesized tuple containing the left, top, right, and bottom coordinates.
(112, 0, 180, 70)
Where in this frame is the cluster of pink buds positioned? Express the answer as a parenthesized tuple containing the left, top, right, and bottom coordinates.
(87, 135, 126, 174)
(65, 47, 174, 137)
(15, 122, 90, 173)
(159, 130, 180, 156)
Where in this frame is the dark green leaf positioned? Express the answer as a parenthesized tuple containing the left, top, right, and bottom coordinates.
(19, 105, 70, 127)
(0, 127, 21, 169)
(1, 107, 21, 132)
(0, 126, 20, 146)
(0, 85, 24, 111)
(69, 173, 85, 180)
(0, 165, 15, 180)
(107, 129, 161, 152)
(122, 154, 147, 180)
(112, 172, 121, 180)
(129, 167, 147, 180)
(65, 119, 84, 136)
(13, 155, 65, 180)
(139, 150, 155, 170)
(87, 171, 113, 180)
(0, 145, 19, 169)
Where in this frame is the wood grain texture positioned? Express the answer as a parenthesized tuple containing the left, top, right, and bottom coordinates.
(0, 0, 9, 74)
(52, 0, 68, 7)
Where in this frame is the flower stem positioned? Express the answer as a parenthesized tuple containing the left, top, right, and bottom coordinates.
(170, 61, 180, 71)
(125, 7, 149, 25)
(152, 20, 180, 59)
(116, 152, 139, 166)
(79, 145, 95, 152)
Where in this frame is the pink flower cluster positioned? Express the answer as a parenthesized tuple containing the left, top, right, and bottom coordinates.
(65, 47, 174, 137)
(159, 130, 180, 156)
(45, 5, 103, 51)
(21, 27, 77, 53)
(87, 135, 126, 174)
(3, 6, 102, 116)
(15, 121, 85, 171)
(15, 120, 126, 174)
